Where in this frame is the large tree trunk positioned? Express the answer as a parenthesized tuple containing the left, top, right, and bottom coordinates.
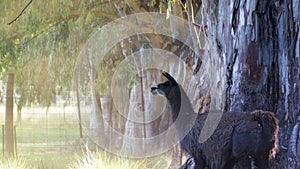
(190, 0, 299, 168)
(162, 0, 299, 168)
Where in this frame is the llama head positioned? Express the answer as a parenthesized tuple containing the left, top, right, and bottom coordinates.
(151, 72, 178, 97)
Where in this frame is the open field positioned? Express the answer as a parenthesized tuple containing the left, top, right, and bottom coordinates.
(0, 104, 89, 168)
(0, 104, 172, 169)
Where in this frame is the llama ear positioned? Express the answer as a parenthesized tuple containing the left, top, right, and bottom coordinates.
(162, 72, 177, 84)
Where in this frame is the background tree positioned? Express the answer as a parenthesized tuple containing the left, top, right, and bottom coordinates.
(1, 0, 124, 117)
(4, 74, 14, 157)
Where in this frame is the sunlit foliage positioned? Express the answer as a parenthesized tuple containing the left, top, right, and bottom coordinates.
(0, 0, 183, 110)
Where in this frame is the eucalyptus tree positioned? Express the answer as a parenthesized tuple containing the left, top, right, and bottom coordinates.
(1, 0, 121, 115)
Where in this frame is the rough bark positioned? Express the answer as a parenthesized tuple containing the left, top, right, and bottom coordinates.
(195, 0, 300, 168)
(161, 0, 299, 168)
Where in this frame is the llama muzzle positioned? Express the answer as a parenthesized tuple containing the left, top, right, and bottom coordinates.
(151, 86, 158, 95)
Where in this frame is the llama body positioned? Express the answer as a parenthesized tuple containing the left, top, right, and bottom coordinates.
(151, 72, 279, 169)
(180, 110, 278, 169)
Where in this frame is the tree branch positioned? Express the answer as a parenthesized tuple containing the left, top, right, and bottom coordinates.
(7, 0, 32, 25)
(1, 10, 118, 44)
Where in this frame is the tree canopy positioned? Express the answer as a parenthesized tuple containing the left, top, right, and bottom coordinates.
(0, 0, 184, 108)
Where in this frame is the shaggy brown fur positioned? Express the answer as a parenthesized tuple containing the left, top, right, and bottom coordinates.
(151, 72, 279, 169)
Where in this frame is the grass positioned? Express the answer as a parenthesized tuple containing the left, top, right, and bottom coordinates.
(69, 150, 172, 169)
(18, 152, 81, 169)
(0, 153, 79, 169)
(0, 157, 31, 169)
(0, 151, 173, 169)
(0, 105, 174, 169)
(0, 105, 86, 169)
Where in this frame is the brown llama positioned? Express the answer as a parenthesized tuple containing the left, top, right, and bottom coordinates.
(151, 72, 279, 169)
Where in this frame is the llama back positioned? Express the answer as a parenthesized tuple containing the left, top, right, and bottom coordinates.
(251, 110, 279, 138)
(231, 110, 279, 160)
(251, 110, 279, 158)
(181, 110, 279, 168)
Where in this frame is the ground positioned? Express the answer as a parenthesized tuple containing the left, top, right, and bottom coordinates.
(0, 105, 85, 168)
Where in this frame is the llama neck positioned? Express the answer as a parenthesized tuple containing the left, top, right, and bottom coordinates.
(166, 86, 197, 137)
(166, 85, 182, 122)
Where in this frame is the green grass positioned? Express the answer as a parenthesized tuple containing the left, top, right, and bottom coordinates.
(0, 152, 81, 169)
(18, 152, 82, 169)
(0, 157, 31, 169)
(0, 105, 173, 169)
(69, 150, 172, 169)
(0, 147, 173, 169)
(0, 105, 85, 169)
